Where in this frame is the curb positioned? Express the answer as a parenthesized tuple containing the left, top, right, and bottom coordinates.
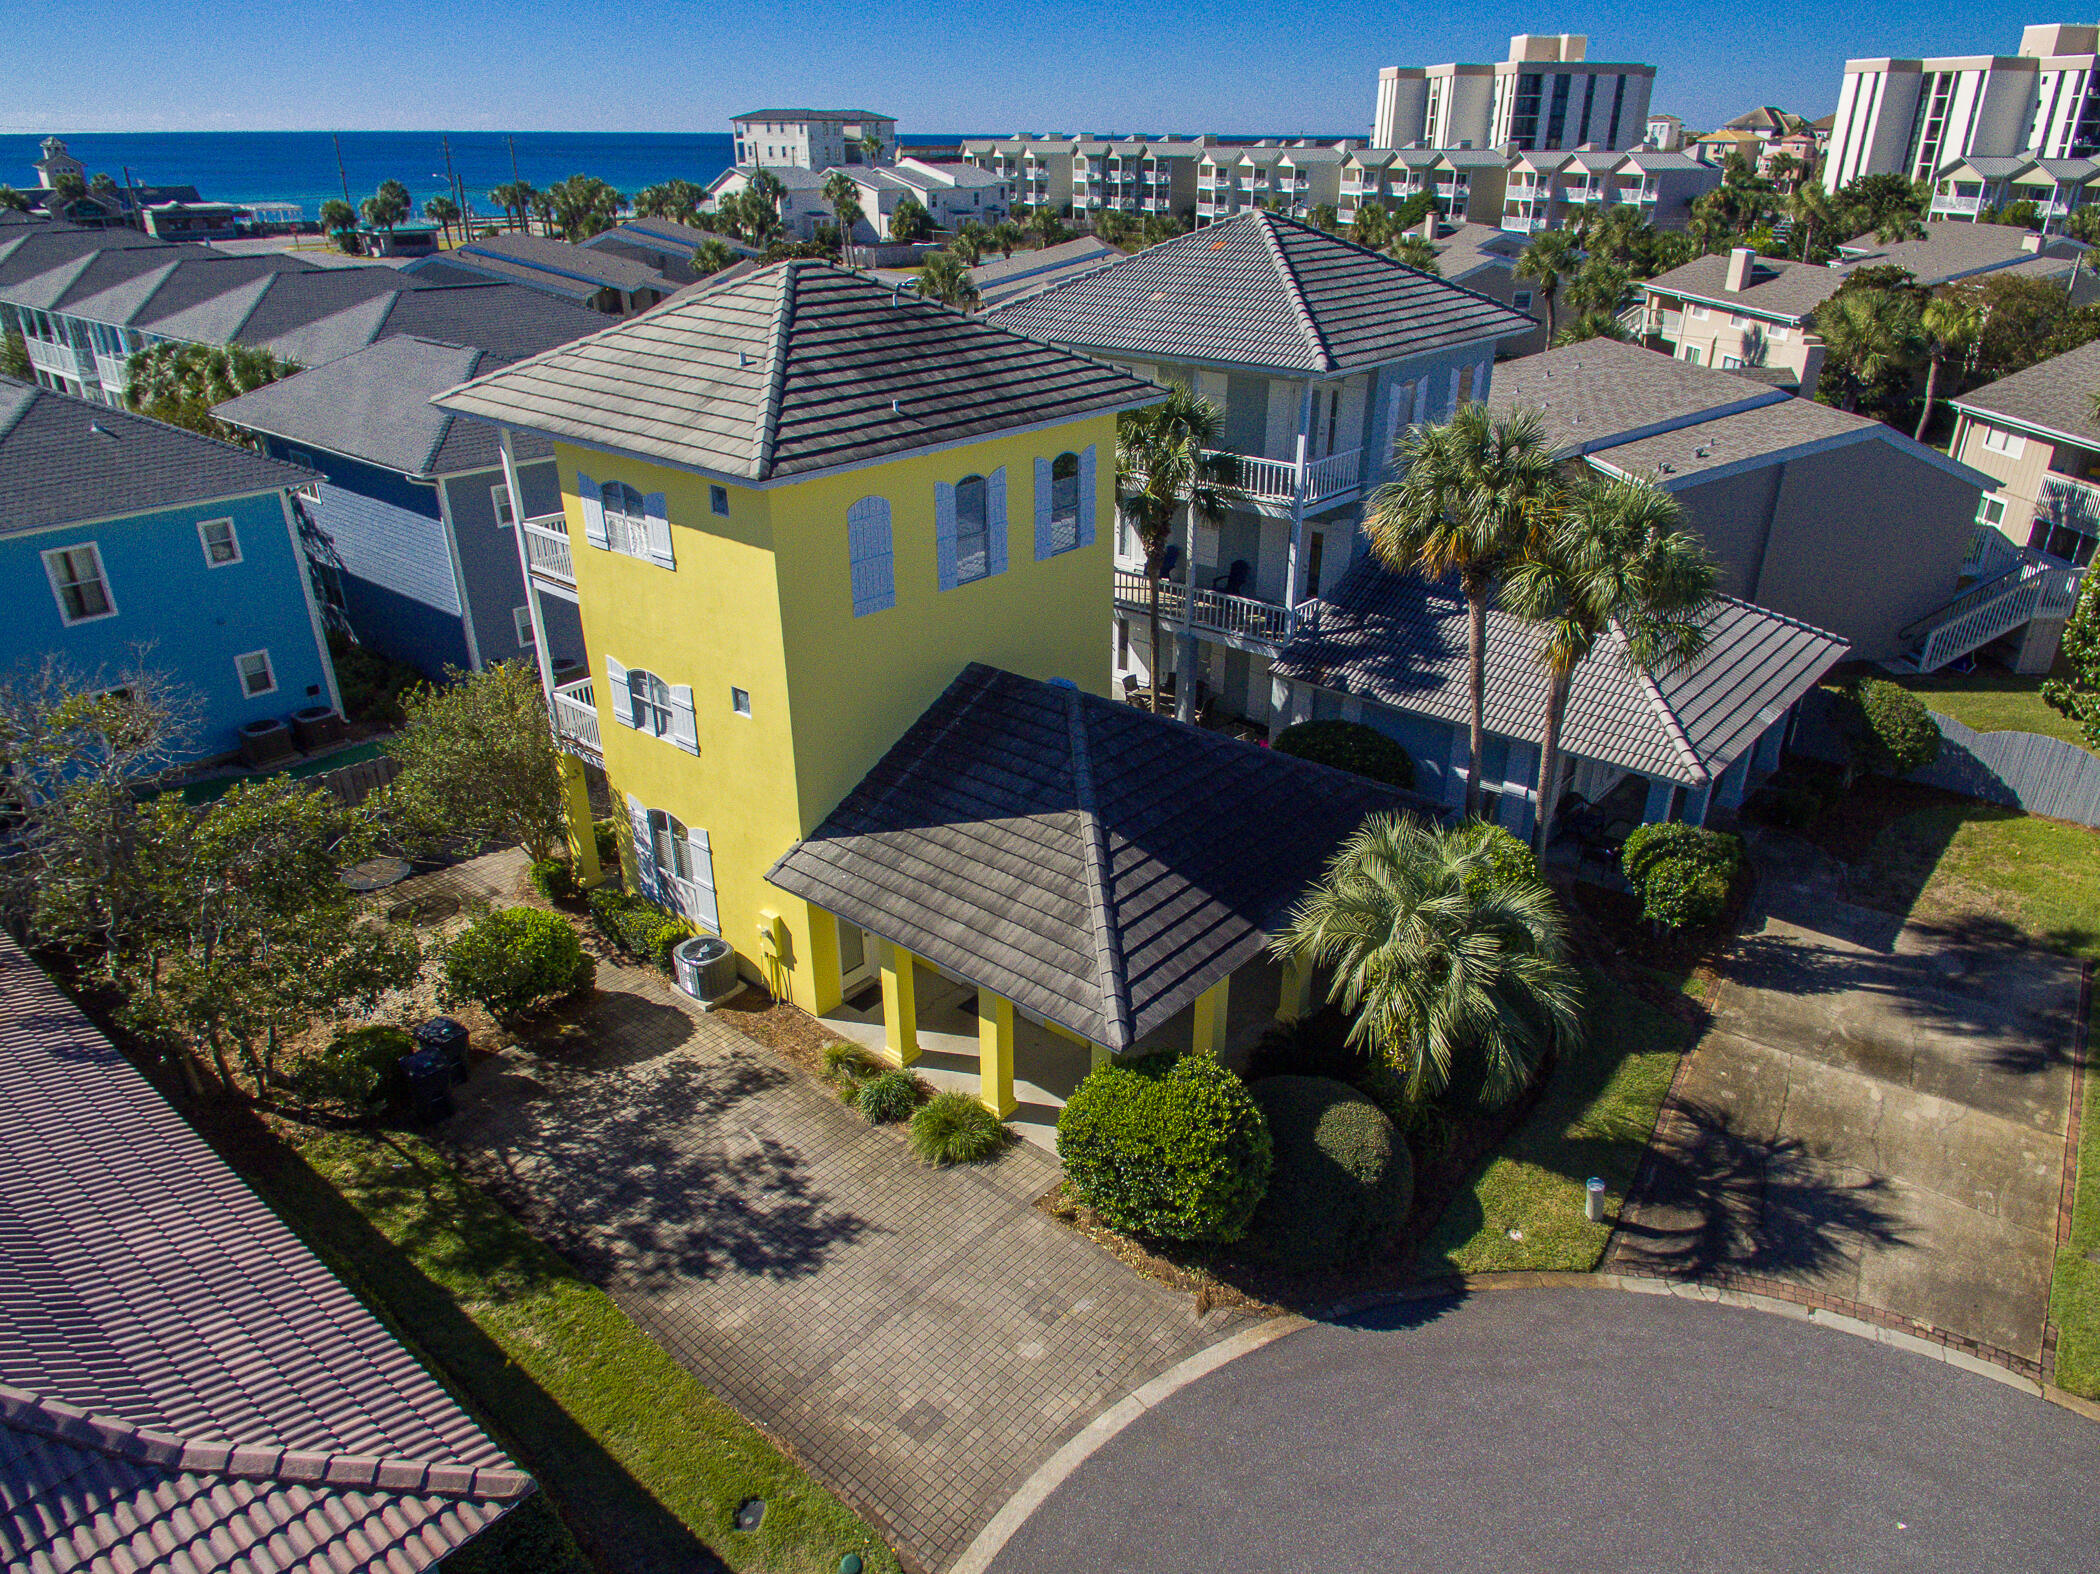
(945, 1315, 1311, 1574)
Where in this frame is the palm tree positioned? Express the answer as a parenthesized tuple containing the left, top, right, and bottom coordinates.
(889, 195, 934, 243)
(695, 238, 735, 275)
(1502, 478, 1716, 851)
(1814, 288, 1925, 412)
(1364, 406, 1562, 819)
(318, 198, 355, 235)
(360, 178, 411, 234)
(1027, 205, 1069, 248)
(124, 342, 297, 439)
(422, 195, 461, 245)
(1351, 201, 1395, 251)
(1388, 235, 1441, 274)
(489, 180, 537, 233)
(989, 219, 1024, 259)
(0, 186, 29, 214)
(952, 218, 989, 264)
(1914, 290, 1986, 441)
(823, 171, 865, 259)
(1116, 387, 1239, 715)
(1786, 181, 1840, 262)
(1516, 229, 1580, 341)
(915, 250, 980, 309)
(1275, 814, 1584, 1107)
(860, 131, 885, 166)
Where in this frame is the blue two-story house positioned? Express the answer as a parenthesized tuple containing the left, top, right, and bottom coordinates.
(0, 383, 338, 762)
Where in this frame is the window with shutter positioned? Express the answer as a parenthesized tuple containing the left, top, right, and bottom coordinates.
(604, 654, 634, 727)
(643, 492, 675, 569)
(578, 473, 609, 548)
(1078, 444, 1097, 546)
(847, 496, 895, 615)
(668, 684, 698, 754)
(626, 794, 659, 901)
(601, 481, 646, 557)
(953, 474, 990, 583)
(1045, 453, 1081, 556)
(934, 481, 959, 590)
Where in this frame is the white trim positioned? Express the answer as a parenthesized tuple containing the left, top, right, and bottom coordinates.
(42, 540, 117, 625)
(1948, 401, 2100, 456)
(1587, 422, 1993, 492)
(278, 491, 344, 718)
(1, 485, 295, 542)
(196, 516, 242, 567)
(512, 604, 535, 647)
(433, 477, 483, 671)
(234, 648, 277, 699)
(491, 481, 516, 528)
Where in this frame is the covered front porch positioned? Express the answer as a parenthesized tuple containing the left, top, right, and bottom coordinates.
(819, 941, 1301, 1151)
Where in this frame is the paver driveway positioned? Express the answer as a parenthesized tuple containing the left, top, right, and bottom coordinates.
(438, 953, 1246, 1572)
(1611, 832, 2081, 1365)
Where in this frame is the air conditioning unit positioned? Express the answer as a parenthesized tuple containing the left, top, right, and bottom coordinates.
(673, 935, 741, 1009)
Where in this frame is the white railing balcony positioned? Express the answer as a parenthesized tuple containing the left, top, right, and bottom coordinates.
(1124, 446, 1363, 511)
(25, 337, 94, 382)
(1961, 521, 2023, 578)
(550, 678, 601, 759)
(522, 513, 575, 585)
(1929, 192, 1986, 216)
(1302, 447, 1362, 503)
(1112, 568, 1294, 647)
(2039, 472, 2100, 533)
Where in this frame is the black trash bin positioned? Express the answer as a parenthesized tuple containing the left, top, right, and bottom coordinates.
(394, 1045, 455, 1123)
(413, 1016, 470, 1084)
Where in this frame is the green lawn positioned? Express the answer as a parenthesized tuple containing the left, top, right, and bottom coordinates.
(1417, 970, 1695, 1275)
(1889, 662, 2093, 754)
(225, 1120, 897, 1574)
(2053, 1009, 2100, 1400)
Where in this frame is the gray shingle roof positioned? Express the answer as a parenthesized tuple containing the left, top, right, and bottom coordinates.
(1639, 251, 1844, 323)
(215, 335, 549, 477)
(433, 232, 673, 294)
(1590, 393, 1986, 486)
(433, 259, 1162, 484)
(1950, 335, 2100, 447)
(984, 212, 1535, 375)
(0, 932, 526, 1574)
(768, 664, 1423, 1051)
(1835, 220, 2085, 283)
(1273, 561, 1849, 785)
(0, 384, 311, 535)
(1485, 338, 1790, 456)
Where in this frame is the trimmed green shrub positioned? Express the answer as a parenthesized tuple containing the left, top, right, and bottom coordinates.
(1057, 1052, 1273, 1244)
(327, 630, 423, 725)
(1245, 1008, 1366, 1084)
(443, 907, 595, 1017)
(592, 817, 621, 870)
(824, 1041, 884, 1085)
(649, 917, 696, 971)
(1838, 678, 1942, 780)
(1243, 1077, 1413, 1268)
(856, 1069, 921, 1124)
(910, 1092, 1012, 1166)
(288, 1025, 412, 1113)
(1621, 822, 1744, 931)
(1271, 720, 1416, 790)
(1453, 818, 1542, 896)
(588, 886, 683, 965)
(529, 857, 579, 905)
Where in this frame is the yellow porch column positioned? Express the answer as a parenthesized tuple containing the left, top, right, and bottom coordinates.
(978, 989, 1018, 1118)
(558, 754, 603, 886)
(1192, 975, 1231, 1058)
(1276, 951, 1315, 1023)
(880, 942, 921, 1066)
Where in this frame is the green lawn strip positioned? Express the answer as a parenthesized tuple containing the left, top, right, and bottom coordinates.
(2052, 991, 2100, 1400)
(1417, 970, 1695, 1275)
(1889, 662, 2092, 754)
(240, 1123, 898, 1574)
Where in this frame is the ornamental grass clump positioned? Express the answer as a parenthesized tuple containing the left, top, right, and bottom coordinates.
(910, 1092, 1012, 1166)
(1056, 1051, 1272, 1243)
(855, 1069, 921, 1124)
(442, 906, 595, 1019)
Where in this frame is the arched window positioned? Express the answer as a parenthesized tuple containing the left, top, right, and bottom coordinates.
(630, 667, 675, 737)
(954, 474, 990, 582)
(1048, 452, 1080, 555)
(602, 480, 646, 555)
(648, 809, 695, 883)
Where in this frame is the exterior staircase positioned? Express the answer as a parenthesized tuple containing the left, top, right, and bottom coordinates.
(1889, 534, 2085, 674)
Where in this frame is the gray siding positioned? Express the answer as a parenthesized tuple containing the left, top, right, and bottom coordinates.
(441, 458, 573, 669)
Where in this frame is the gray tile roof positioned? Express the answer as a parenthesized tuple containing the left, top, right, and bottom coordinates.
(215, 335, 549, 477)
(1273, 561, 1849, 785)
(768, 664, 1424, 1051)
(1485, 339, 1790, 456)
(734, 107, 894, 122)
(972, 237, 1123, 308)
(434, 259, 1162, 484)
(437, 232, 674, 293)
(0, 383, 312, 535)
(984, 211, 1535, 374)
(1833, 220, 2086, 284)
(0, 932, 526, 1574)
(1639, 251, 1844, 323)
(1950, 335, 2100, 447)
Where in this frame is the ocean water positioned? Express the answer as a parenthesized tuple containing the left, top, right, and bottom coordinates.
(0, 130, 965, 222)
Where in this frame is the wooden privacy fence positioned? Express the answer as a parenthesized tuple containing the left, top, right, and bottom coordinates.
(1793, 691, 2100, 828)
(309, 753, 402, 807)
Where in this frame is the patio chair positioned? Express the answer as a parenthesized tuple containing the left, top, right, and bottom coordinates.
(1211, 558, 1251, 596)
(1122, 673, 1143, 704)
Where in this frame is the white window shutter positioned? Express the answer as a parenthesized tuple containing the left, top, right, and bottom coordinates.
(604, 654, 634, 727)
(935, 482, 958, 591)
(1034, 456, 1053, 561)
(668, 684, 698, 754)
(1078, 444, 1097, 547)
(643, 492, 674, 569)
(847, 496, 895, 616)
(987, 466, 1008, 577)
(684, 825, 720, 933)
(578, 473, 608, 548)
(626, 793, 660, 902)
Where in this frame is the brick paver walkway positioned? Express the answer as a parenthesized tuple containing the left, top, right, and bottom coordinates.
(431, 904, 1247, 1572)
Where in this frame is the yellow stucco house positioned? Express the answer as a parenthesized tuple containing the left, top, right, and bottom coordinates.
(437, 259, 1416, 1124)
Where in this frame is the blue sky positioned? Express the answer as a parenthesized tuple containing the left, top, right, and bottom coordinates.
(6, 0, 2057, 137)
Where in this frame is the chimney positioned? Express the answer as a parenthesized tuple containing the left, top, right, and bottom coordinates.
(1795, 342, 1826, 397)
(2021, 231, 2044, 253)
(1420, 212, 1438, 240)
(1725, 246, 1756, 292)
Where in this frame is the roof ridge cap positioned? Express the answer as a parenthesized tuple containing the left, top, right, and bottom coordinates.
(415, 345, 481, 473)
(0, 1382, 532, 1502)
(754, 262, 797, 480)
(1615, 622, 1709, 782)
(1255, 215, 1335, 374)
(1062, 686, 1132, 1052)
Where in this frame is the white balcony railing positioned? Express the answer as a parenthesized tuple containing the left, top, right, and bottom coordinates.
(522, 514, 575, 585)
(1113, 568, 1293, 646)
(550, 678, 601, 758)
(1303, 447, 1362, 503)
(1930, 193, 1986, 216)
(94, 353, 130, 390)
(2039, 472, 2100, 534)
(1906, 542, 2086, 672)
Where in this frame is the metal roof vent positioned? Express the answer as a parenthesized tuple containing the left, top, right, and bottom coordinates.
(86, 420, 114, 439)
(891, 397, 902, 414)
(1695, 444, 1711, 458)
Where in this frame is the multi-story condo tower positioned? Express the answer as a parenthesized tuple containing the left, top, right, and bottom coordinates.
(1374, 34, 1655, 153)
(731, 109, 897, 168)
(1822, 23, 2100, 192)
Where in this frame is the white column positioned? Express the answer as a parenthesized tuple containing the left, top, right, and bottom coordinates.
(500, 428, 560, 700)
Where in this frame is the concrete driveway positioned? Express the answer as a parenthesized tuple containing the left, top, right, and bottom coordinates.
(437, 947, 1247, 1573)
(985, 1288, 2100, 1574)
(1610, 834, 2081, 1365)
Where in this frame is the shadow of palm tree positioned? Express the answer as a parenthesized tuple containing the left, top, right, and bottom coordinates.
(1614, 1099, 1907, 1281)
